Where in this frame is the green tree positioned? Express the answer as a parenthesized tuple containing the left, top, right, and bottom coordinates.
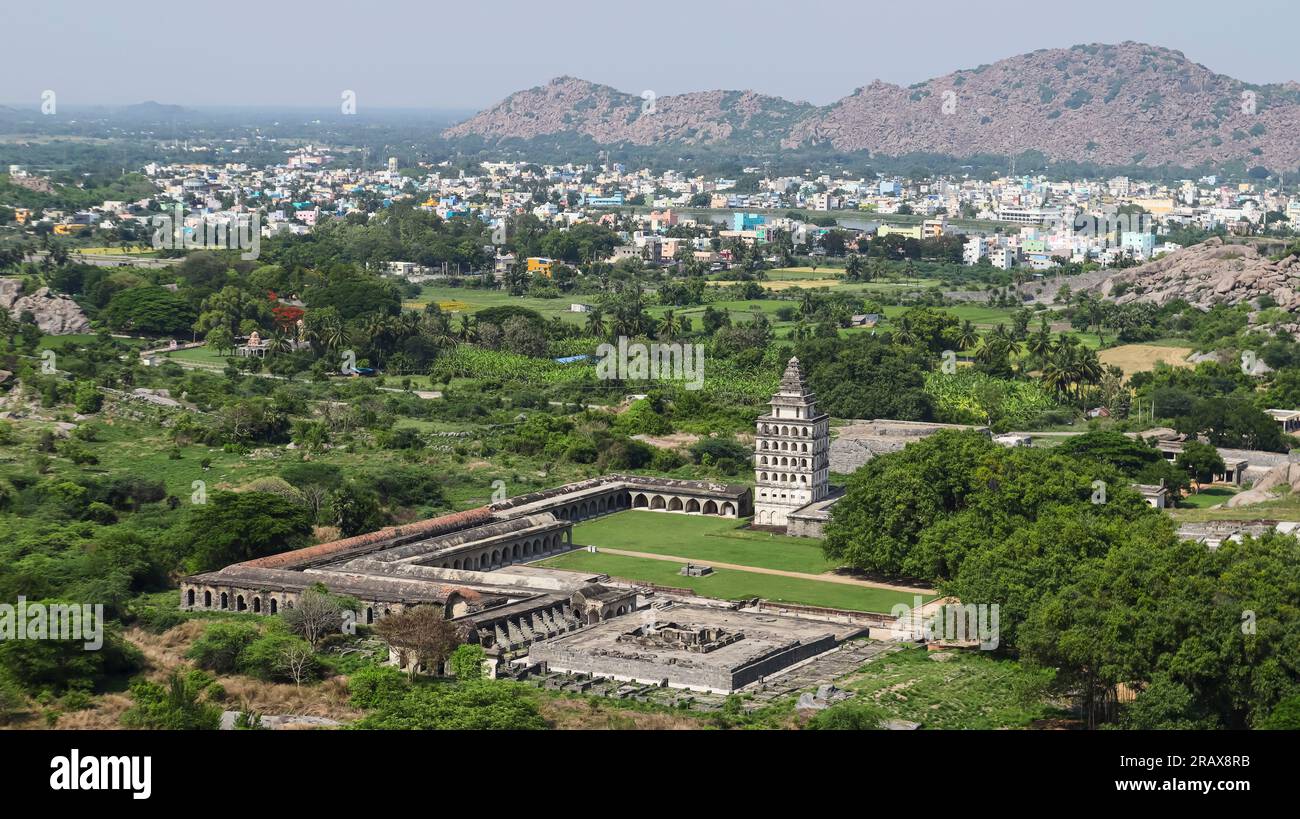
(179, 491, 313, 572)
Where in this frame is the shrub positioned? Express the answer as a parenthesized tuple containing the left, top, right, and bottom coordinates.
(186, 622, 260, 673)
(348, 665, 411, 708)
(121, 669, 221, 730)
(805, 701, 887, 730)
(238, 632, 321, 684)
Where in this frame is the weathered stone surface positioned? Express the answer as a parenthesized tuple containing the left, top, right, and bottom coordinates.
(1090, 239, 1300, 322)
(0, 280, 91, 335)
(1225, 461, 1300, 507)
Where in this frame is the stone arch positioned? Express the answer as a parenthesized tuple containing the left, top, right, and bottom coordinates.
(650, 495, 666, 510)
(252, 596, 262, 613)
(270, 598, 278, 615)
(204, 590, 212, 608)
(722, 502, 736, 516)
(236, 595, 246, 612)
(366, 607, 374, 625)
(668, 497, 684, 511)
(686, 499, 700, 513)
(220, 592, 228, 610)
(756, 509, 770, 525)
(453, 559, 461, 570)
(703, 500, 718, 515)
(186, 589, 195, 607)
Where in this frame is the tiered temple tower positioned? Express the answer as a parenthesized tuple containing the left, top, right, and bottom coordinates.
(753, 357, 829, 528)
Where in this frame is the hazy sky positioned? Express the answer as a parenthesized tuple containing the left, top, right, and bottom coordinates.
(4, 0, 1297, 111)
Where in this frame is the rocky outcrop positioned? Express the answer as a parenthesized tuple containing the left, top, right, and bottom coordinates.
(0, 279, 92, 335)
(1089, 239, 1300, 321)
(1225, 461, 1300, 507)
(445, 42, 1300, 170)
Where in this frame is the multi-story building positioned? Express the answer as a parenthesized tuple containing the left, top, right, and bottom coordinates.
(753, 357, 830, 529)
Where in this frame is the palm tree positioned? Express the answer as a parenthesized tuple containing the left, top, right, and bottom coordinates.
(798, 290, 818, 319)
(457, 314, 478, 343)
(584, 308, 606, 339)
(1026, 323, 1053, 364)
(658, 309, 682, 340)
(957, 320, 979, 351)
(892, 316, 916, 347)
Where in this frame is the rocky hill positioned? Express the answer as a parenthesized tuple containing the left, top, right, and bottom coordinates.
(1090, 239, 1300, 318)
(445, 42, 1300, 170)
(444, 76, 813, 147)
(0, 279, 91, 335)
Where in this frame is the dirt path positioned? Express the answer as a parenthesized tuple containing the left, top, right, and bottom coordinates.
(596, 547, 934, 594)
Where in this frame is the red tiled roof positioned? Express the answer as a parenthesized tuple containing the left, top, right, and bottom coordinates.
(238, 507, 495, 570)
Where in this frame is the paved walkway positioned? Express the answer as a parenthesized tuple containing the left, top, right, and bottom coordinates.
(595, 547, 934, 594)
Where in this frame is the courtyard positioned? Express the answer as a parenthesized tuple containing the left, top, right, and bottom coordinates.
(533, 510, 934, 613)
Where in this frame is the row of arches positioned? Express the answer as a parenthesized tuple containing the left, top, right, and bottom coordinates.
(431, 530, 570, 571)
(629, 493, 737, 517)
(758, 439, 811, 452)
(757, 456, 809, 468)
(552, 491, 629, 523)
(759, 472, 810, 485)
(188, 588, 293, 614)
(759, 424, 811, 437)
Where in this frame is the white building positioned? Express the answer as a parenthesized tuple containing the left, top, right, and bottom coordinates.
(753, 358, 830, 529)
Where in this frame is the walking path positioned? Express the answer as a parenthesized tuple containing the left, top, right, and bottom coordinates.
(596, 547, 934, 594)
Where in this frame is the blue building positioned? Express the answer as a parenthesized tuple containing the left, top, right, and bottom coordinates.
(732, 212, 766, 231)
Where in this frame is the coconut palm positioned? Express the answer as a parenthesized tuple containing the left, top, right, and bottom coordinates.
(957, 320, 979, 351)
(584, 308, 606, 339)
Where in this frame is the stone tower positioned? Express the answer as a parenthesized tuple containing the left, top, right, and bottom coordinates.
(753, 357, 829, 528)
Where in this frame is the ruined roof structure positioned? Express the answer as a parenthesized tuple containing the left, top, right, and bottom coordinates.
(180, 473, 755, 656)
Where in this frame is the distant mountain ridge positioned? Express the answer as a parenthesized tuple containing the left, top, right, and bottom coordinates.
(445, 42, 1300, 170)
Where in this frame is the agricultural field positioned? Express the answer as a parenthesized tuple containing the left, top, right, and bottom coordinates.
(1098, 343, 1195, 377)
(406, 284, 586, 323)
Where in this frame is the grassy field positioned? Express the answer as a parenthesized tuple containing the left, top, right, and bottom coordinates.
(1169, 490, 1300, 523)
(1098, 343, 1194, 377)
(838, 645, 1066, 729)
(1176, 486, 1238, 509)
(539, 512, 932, 612)
(569, 510, 834, 573)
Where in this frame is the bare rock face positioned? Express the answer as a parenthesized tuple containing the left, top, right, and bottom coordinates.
(1225, 462, 1300, 507)
(445, 42, 1300, 170)
(1089, 239, 1300, 318)
(0, 279, 92, 335)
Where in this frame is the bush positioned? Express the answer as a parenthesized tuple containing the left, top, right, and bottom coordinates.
(238, 632, 321, 684)
(348, 665, 411, 708)
(805, 701, 887, 730)
(121, 669, 221, 730)
(450, 644, 486, 681)
(186, 622, 260, 673)
(351, 681, 547, 730)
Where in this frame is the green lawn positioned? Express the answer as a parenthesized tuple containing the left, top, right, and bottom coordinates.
(1177, 486, 1238, 509)
(535, 549, 930, 613)
(570, 510, 834, 573)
